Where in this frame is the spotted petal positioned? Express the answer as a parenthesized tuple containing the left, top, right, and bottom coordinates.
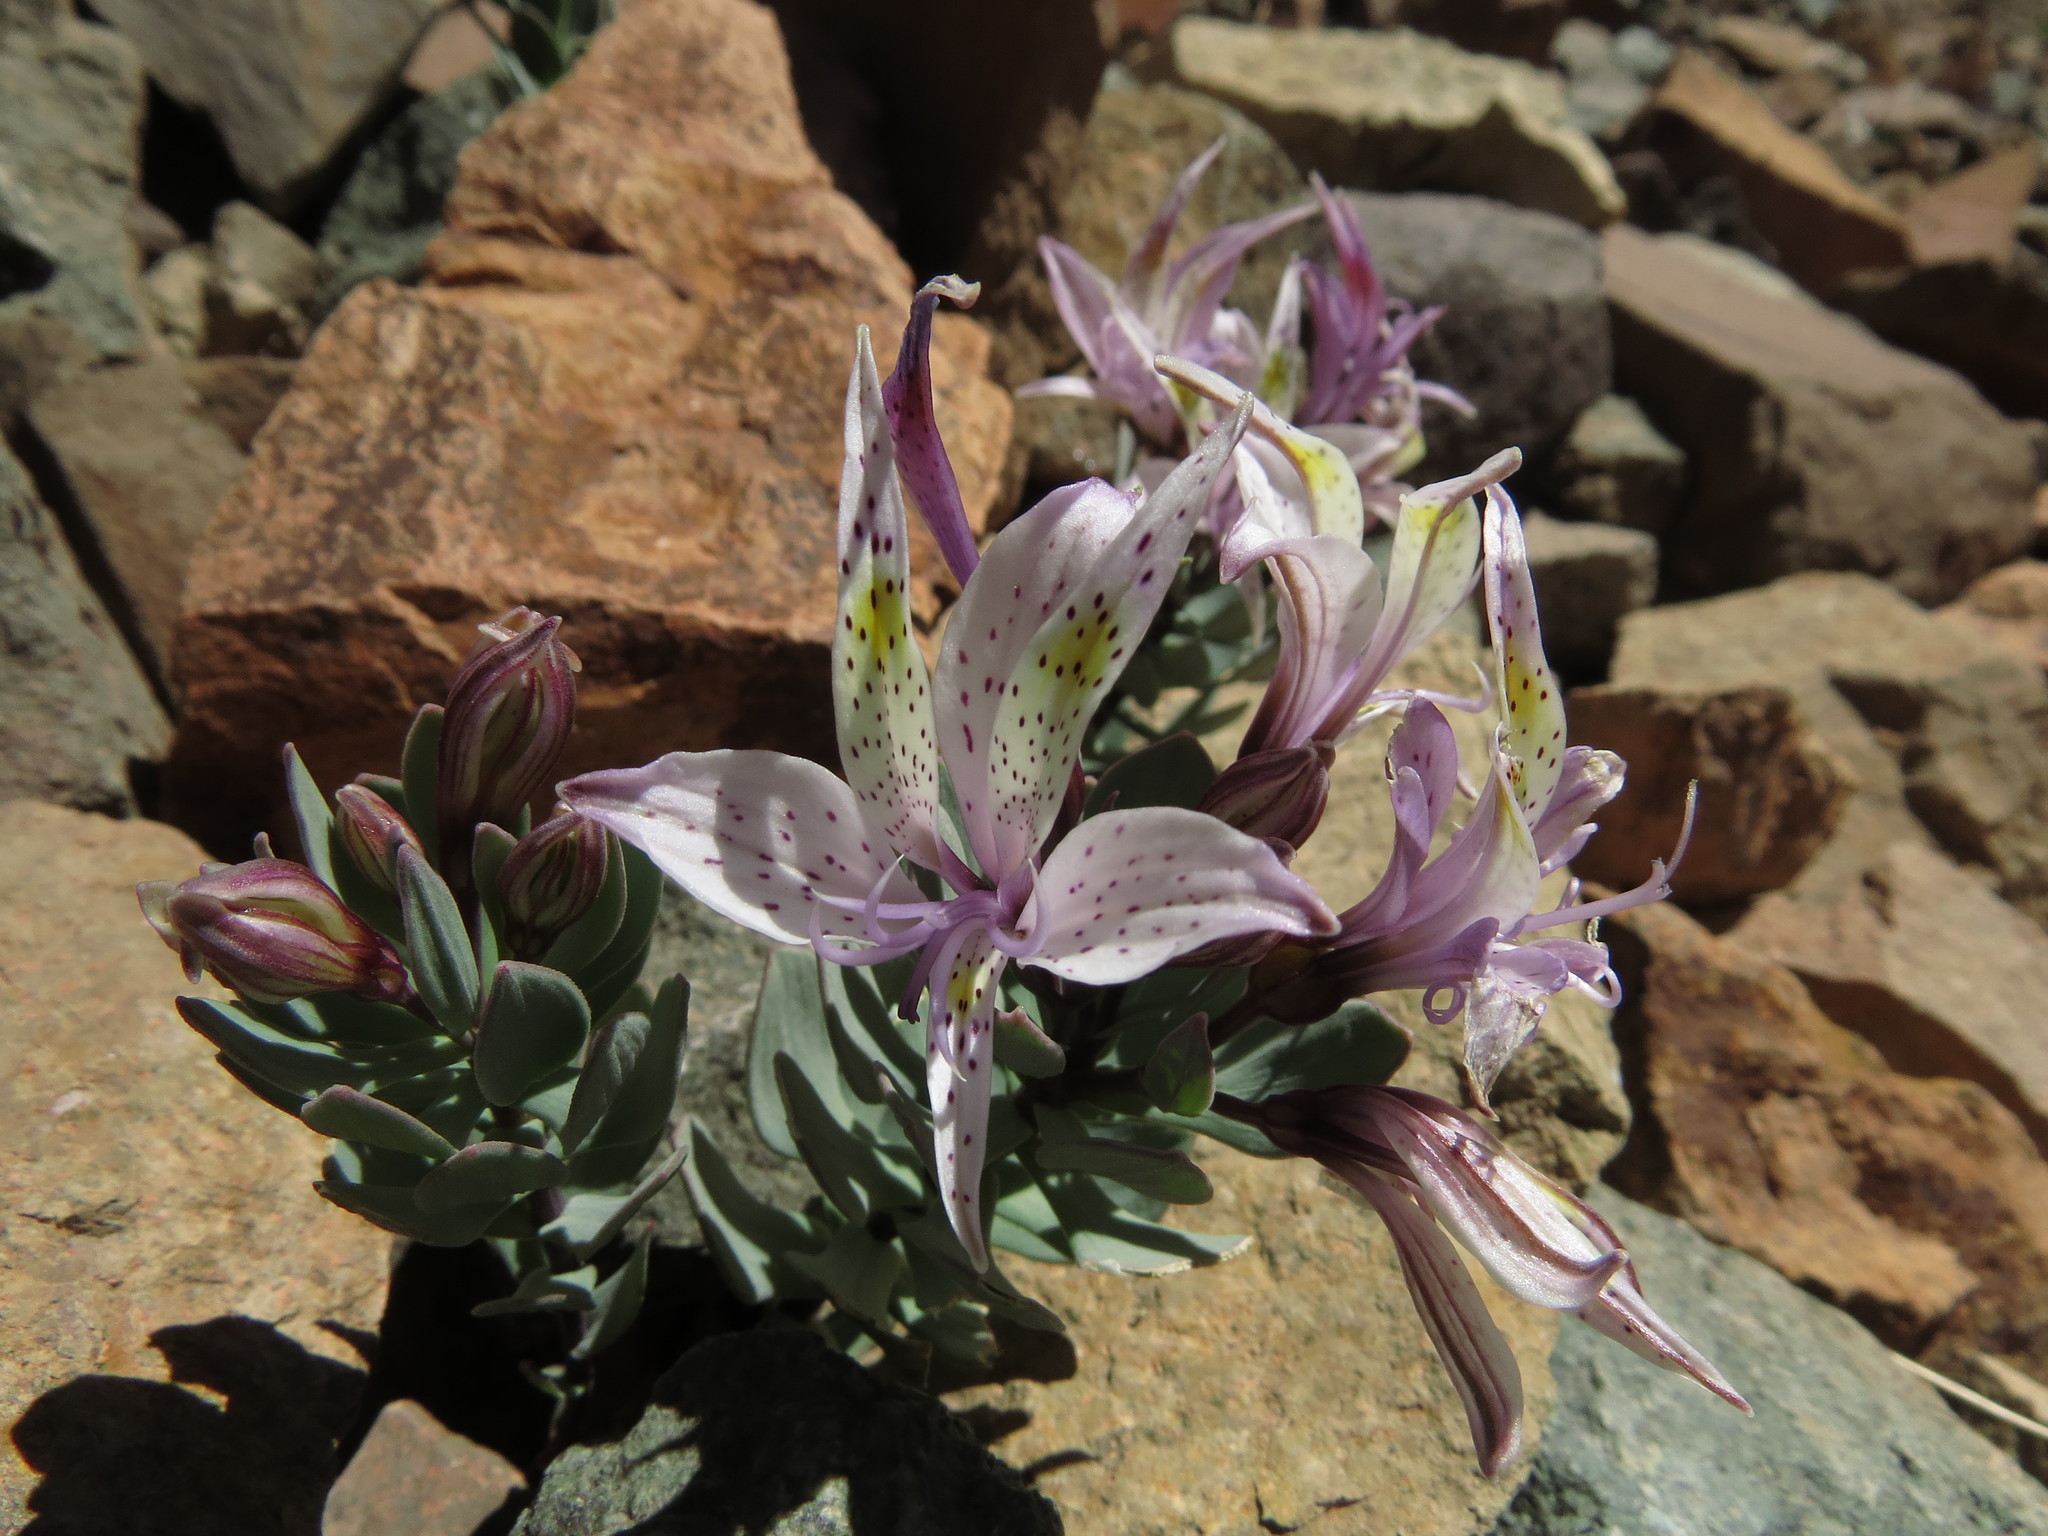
(837, 329, 942, 872)
(1484, 486, 1566, 817)
(935, 399, 1251, 879)
(1029, 806, 1334, 984)
(927, 925, 1003, 1270)
(560, 752, 919, 948)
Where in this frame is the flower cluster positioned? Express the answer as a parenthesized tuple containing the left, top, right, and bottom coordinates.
(563, 233, 1743, 1468)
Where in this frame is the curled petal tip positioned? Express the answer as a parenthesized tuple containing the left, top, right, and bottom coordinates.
(917, 273, 981, 309)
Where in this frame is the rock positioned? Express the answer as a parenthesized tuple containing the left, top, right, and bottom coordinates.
(1545, 393, 1683, 534)
(1605, 224, 2036, 606)
(400, 2, 505, 94)
(1639, 49, 1909, 294)
(1549, 21, 1654, 144)
(1811, 82, 1993, 188)
(322, 1399, 524, 1536)
(1737, 839, 2048, 1153)
(1942, 559, 2048, 676)
(1169, 19, 1626, 229)
(1948, 1352, 2048, 1486)
(1373, 0, 1571, 67)
(143, 244, 212, 357)
(24, 351, 248, 687)
(89, 0, 441, 212)
(204, 200, 319, 357)
(0, 442, 168, 814)
(513, 1330, 1058, 1535)
(1706, 16, 1867, 84)
(1518, 509, 1655, 678)
(1298, 192, 1610, 482)
(0, 801, 389, 1531)
(181, 354, 298, 452)
(1904, 144, 2036, 268)
(312, 71, 510, 319)
(949, 1142, 1561, 1536)
(1837, 246, 2048, 421)
(1492, 1187, 2048, 1536)
(0, 3, 148, 360)
(166, 0, 1012, 858)
(1567, 684, 1850, 906)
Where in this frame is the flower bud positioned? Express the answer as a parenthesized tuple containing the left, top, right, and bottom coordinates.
(333, 781, 425, 895)
(1197, 743, 1334, 851)
(498, 810, 614, 957)
(437, 607, 580, 843)
(138, 859, 410, 1005)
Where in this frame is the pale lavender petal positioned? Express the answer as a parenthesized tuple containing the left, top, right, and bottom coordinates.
(560, 752, 918, 948)
(1158, 200, 1317, 358)
(1041, 237, 1178, 444)
(883, 275, 982, 585)
(837, 326, 942, 871)
(1530, 747, 1624, 873)
(1029, 805, 1335, 983)
(1578, 1270, 1752, 1413)
(927, 924, 1002, 1270)
(1125, 136, 1227, 310)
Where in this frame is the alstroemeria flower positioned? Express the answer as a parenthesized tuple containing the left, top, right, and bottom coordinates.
(1019, 136, 1313, 449)
(1229, 1084, 1748, 1475)
(564, 320, 1336, 1267)
(1250, 490, 1691, 1105)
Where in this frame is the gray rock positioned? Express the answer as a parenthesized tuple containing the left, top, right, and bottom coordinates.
(88, 0, 441, 212)
(511, 1330, 1061, 1536)
(1837, 246, 2048, 424)
(0, 441, 168, 815)
(1300, 192, 1611, 484)
(1492, 1190, 2048, 1536)
(1548, 393, 1684, 534)
(0, 5, 146, 360)
(1521, 509, 1657, 677)
(314, 71, 509, 318)
(1549, 19, 1651, 142)
(204, 201, 317, 357)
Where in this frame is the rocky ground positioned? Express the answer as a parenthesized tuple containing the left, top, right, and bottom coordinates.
(6, 0, 2048, 1531)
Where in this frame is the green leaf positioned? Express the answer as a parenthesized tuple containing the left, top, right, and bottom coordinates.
(472, 962, 590, 1105)
(400, 705, 444, 866)
(414, 1141, 568, 1212)
(1213, 1001, 1411, 1100)
(282, 744, 336, 886)
(819, 960, 922, 1089)
(375, 1070, 489, 1146)
(521, 1067, 578, 1134)
(1144, 1011, 1216, 1117)
(301, 1085, 455, 1159)
(396, 845, 479, 1036)
(559, 1012, 642, 1155)
(993, 1008, 1065, 1078)
(824, 1003, 889, 1105)
(540, 831, 630, 979)
(577, 976, 687, 1156)
(1034, 1105, 1211, 1205)
(787, 1222, 905, 1328)
(748, 950, 845, 1158)
(547, 1143, 687, 1263)
(679, 1120, 823, 1305)
(303, 993, 438, 1048)
(473, 1265, 597, 1317)
(896, 1208, 1064, 1333)
(574, 1227, 654, 1359)
(775, 1053, 918, 1225)
(991, 1169, 1071, 1264)
(314, 1178, 506, 1246)
(1041, 1175, 1248, 1275)
(471, 823, 519, 976)
(1085, 731, 1216, 816)
(179, 997, 371, 1097)
(570, 844, 661, 1015)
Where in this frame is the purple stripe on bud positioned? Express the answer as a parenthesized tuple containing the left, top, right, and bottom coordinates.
(334, 781, 424, 895)
(438, 608, 580, 851)
(1196, 742, 1334, 851)
(499, 809, 614, 958)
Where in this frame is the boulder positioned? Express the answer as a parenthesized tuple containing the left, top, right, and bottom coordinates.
(0, 442, 167, 815)
(1737, 839, 2048, 1154)
(1705, 15, 1867, 84)
(1837, 243, 2048, 423)
(1519, 509, 1655, 678)
(1169, 19, 1626, 229)
(1948, 1352, 2048, 1487)
(1300, 192, 1611, 482)
(1637, 49, 1908, 295)
(1549, 20, 1658, 144)
(0, 802, 390, 1532)
(948, 1142, 1561, 1536)
(1605, 225, 2036, 606)
(1544, 393, 1684, 534)
(513, 1330, 1058, 1535)
(165, 0, 1012, 859)
(1942, 559, 2048, 677)
(321, 1399, 524, 1536)
(0, 2, 148, 360)
(23, 351, 249, 688)
(1568, 684, 1849, 906)
(1492, 1188, 2048, 1536)
(181, 354, 298, 453)
(88, 0, 440, 212)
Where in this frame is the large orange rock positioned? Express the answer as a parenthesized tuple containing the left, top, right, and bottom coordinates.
(166, 0, 1011, 855)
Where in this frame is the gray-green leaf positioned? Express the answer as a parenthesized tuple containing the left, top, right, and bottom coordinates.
(414, 1140, 567, 1212)
(301, 1085, 455, 1160)
(472, 961, 590, 1105)
(395, 844, 479, 1035)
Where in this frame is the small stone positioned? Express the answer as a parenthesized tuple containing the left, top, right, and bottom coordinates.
(204, 200, 319, 357)
(1494, 1187, 2048, 1536)
(1568, 683, 1850, 905)
(400, 2, 506, 94)
(1643, 48, 1908, 294)
(1518, 510, 1656, 677)
(1607, 225, 2036, 605)
(1708, 15, 1867, 83)
(1549, 20, 1651, 143)
(0, 443, 167, 814)
(143, 244, 212, 358)
(88, 0, 441, 211)
(1170, 19, 1626, 229)
(0, 802, 390, 1531)
(322, 1399, 524, 1536)
(1547, 393, 1684, 534)
(514, 1330, 1058, 1536)
(1904, 143, 2037, 267)
(1942, 559, 2048, 676)
(181, 354, 298, 453)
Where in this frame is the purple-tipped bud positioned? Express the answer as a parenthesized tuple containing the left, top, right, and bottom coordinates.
(498, 809, 613, 957)
(437, 608, 580, 844)
(137, 859, 409, 1005)
(333, 781, 425, 895)
(1198, 743, 1334, 851)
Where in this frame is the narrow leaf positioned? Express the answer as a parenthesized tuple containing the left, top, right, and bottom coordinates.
(1213, 1001, 1411, 1099)
(1084, 732, 1217, 816)
(786, 1222, 905, 1328)
(471, 961, 590, 1105)
(775, 1053, 918, 1225)
(282, 745, 336, 885)
(471, 822, 518, 976)
(473, 1265, 597, 1317)
(401, 705, 444, 866)
(573, 1228, 654, 1359)
(414, 1140, 567, 1212)
(560, 1012, 645, 1155)
(564, 1142, 687, 1263)
(314, 1178, 506, 1246)
(1144, 1011, 1216, 1117)
(993, 1008, 1065, 1078)
(680, 1120, 823, 1305)
(301, 1085, 455, 1160)
(395, 844, 479, 1035)
(748, 950, 839, 1157)
(581, 976, 687, 1152)
(1035, 1136, 1212, 1204)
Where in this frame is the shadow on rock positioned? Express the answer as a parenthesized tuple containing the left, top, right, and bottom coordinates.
(12, 1315, 365, 1536)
